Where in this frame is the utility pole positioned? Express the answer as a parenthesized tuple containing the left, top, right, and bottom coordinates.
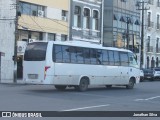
(137, 1, 149, 69)
(13, 0, 19, 83)
(126, 17, 130, 50)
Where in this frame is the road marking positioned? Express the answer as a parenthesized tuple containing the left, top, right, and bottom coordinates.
(70, 93, 108, 98)
(135, 96, 160, 101)
(61, 104, 110, 111)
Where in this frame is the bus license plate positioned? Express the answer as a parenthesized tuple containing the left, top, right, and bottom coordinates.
(28, 74, 38, 79)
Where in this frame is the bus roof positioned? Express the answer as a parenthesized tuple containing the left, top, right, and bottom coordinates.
(35, 41, 132, 53)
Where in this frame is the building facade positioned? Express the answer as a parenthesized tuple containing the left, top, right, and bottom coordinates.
(0, 0, 70, 80)
(18, 0, 69, 43)
(16, 0, 70, 78)
(69, 0, 102, 43)
(0, 0, 16, 80)
(102, 0, 141, 53)
(144, 0, 160, 68)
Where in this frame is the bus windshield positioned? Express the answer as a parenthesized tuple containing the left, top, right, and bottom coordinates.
(24, 42, 48, 61)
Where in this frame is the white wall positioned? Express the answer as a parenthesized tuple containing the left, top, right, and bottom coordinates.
(46, 7, 62, 20)
(0, 0, 16, 80)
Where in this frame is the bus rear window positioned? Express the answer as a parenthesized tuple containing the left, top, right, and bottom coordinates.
(24, 42, 48, 61)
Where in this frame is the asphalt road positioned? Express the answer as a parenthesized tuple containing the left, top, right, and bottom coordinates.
(0, 80, 160, 120)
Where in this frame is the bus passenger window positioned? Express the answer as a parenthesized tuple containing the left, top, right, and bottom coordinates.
(129, 53, 139, 68)
(90, 49, 97, 64)
(97, 50, 102, 65)
(55, 45, 63, 62)
(102, 50, 109, 65)
(114, 51, 120, 66)
(108, 51, 114, 65)
(120, 52, 129, 66)
(76, 47, 84, 64)
(62, 46, 70, 63)
(70, 47, 77, 63)
(84, 48, 91, 64)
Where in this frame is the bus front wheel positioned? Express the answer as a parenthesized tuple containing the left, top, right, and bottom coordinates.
(126, 79, 135, 89)
(55, 85, 67, 91)
(77, 78, 89, 92)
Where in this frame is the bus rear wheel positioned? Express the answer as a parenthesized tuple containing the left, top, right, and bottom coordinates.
(77, 78, 89, 92)
(55, 85, 67, 91)
(126, 79, 135, 89)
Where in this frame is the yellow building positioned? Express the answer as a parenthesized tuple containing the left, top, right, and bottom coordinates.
(18, 0, 69, 43)
(17, 0, 69, 78)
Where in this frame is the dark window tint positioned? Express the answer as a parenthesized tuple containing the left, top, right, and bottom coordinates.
(97, 49, 102, 64)
(76, 47, 84, 63)
(84, 48, 91, 64)
(108, 51, 114, 65)
(90, 49, 97, 64)
(55, 45, 63, 62)
(70, 46, 77, 63)
(102, 50, 109, 65)
(120, 52, 129, 66)
(62, 46, 70, 63)
(114, 51, 120, 66)
(24, 42, 48, 61)
(154, 68, 160, 71)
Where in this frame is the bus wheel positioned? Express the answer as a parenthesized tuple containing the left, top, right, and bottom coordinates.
(55, 85, 67, 91)
(77, 78, 89, 92)
(126, 79, 135, 89)
(106, 85, 112, 89)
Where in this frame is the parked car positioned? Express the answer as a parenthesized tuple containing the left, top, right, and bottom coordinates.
(142, 69, 154, 81)
(140, 69, 144, 82)
(153, 67, 160, 80)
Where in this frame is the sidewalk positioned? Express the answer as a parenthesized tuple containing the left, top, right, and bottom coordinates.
(0, 79, 25, 84)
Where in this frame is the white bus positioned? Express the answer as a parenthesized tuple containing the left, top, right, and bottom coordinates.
(23, 41, 140, 91)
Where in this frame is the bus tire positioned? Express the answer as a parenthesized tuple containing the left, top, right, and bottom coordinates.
(126, 78, 135, 89)
(77, 77, 89, 92)
(55, 85, 67, 91)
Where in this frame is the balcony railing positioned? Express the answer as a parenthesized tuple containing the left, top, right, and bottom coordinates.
(147, 46, 153, 52)
(156, 47, 160, 53)
(148, 21, 154, 28)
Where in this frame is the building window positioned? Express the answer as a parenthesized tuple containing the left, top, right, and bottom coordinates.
(19, 2, 45, 17)
(147, 36, 150, 52)
(135, 19, 140, 25)
(92, 10, 99, 30)
(62, 10, 68, 21)
(156, 38, 159, 52)
(157, 14, 160, 29)
(120, 16, 127, 23)
(48, 33, 56, 41)
(156, 57, 159, 67)
(113, 14, 119, 21)
(61, 34, 67, 41)
(148, 12, 151, 27)
(74, 6, 81, 27)
(83, 8, 90, 29)
(121, 0, 127, 2)
(148, 0, 154, 5)
(158, 0, 160, 7)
